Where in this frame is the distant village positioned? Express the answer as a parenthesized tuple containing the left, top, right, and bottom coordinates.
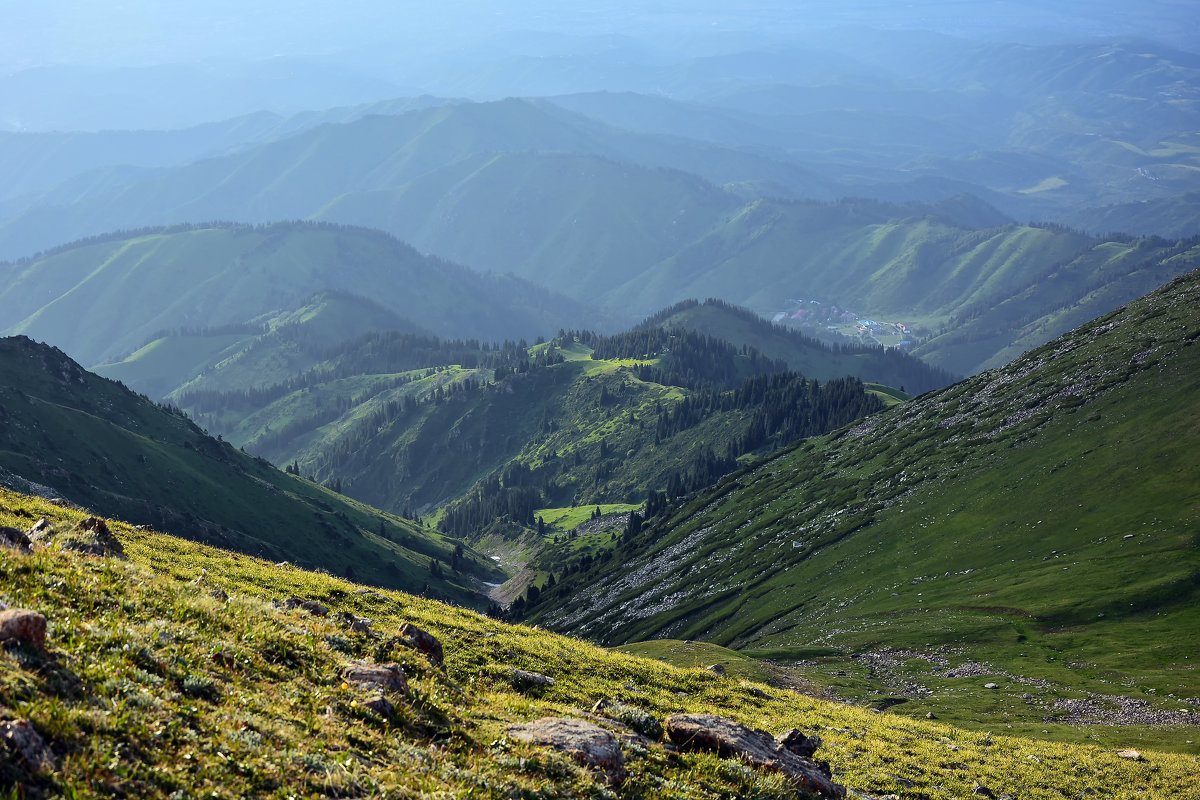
(772, 299, 917, 350)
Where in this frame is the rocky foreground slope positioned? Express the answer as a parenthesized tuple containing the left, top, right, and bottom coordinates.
(1, 489, 1196, 798)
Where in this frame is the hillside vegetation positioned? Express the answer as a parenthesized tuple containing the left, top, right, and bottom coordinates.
(527, 270, 1200, 751)
(2, 491, 1196, 799)
(0, 336, 497, 603)
(151, 296, 940, 526)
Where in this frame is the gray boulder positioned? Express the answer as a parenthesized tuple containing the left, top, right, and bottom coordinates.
(508, 717, 626, 785)
(665, 713, 844, 798)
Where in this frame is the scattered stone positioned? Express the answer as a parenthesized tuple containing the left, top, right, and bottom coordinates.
(0, 719, 53, 772)
(65, 516, 126, 558)
(282, 598, 329, 617)
(363, 695, 394, 717)
(508, 717, 626, 786)
(397, 622, 443, 667)
(0, 609, 47, 649)
(342, 661, 409, 695)
(353, 588, 378, 596)
(665, 713, 844, 798)
(746, 686, 775, 701)
(984, 683, 999, 689)
(0, 526, 31, 552)
(706, 663, 727, 677)
(336, 611, 373, 633)
(511, 668, 556, 692)
(973, 784, 996, 798)
(778, 728, 823, 758)
(1117, 749, 1141, 760)
(926, 712, 937, 720)
(25, 518, 50, 540)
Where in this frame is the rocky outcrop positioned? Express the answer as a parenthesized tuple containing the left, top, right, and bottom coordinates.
(279, 598, 329, 617)
(511, 668, 555, 692)
(665, 713, 844, 798)
(336, 611, 373, 633)
(342, 661, 409, 695)
(66, 516, 126, 558)
(508, 717, 626, 785)
(397, 622, 443, 667)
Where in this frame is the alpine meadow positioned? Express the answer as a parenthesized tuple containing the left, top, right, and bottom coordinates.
(1, 3, 1198, 799)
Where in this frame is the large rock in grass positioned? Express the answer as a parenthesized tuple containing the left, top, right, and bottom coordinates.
(665, 713, 844, 798)
(397, 622, 443, 667)
(341, 661, 409, 695)
(508, 717, 626, 786)
(0, 609, 47, 649)
(511, 668, 556, 693)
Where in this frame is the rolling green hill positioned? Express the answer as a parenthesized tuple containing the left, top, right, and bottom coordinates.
(5, 491, 1195, 799)
(0, 335, 499, 603)
(525, 269, 1200, 750)
(0, 222, 601, 367)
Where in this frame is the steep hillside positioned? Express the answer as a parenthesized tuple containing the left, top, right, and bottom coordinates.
(528, 270, 1200, 749)
(0, 222, 599, 367)
(4, 492, 1195, 799)
(0, 336, 498, 602)
(172, 328, 885, 524)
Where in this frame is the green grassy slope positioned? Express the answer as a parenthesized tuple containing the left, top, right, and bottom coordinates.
(0, 336, 498, 602)
(2, 490, 1196, 799)
(528, 270, 1200, 750)
(0, 222, 600, 367)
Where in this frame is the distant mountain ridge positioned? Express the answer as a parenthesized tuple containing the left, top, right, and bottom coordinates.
(0, 221, 601, 367)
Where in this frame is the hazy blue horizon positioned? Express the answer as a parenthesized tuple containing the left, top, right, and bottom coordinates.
(4, 1, 1197, 73)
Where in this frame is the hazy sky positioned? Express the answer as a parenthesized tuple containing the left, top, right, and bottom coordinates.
(3, 1, 1197, 72)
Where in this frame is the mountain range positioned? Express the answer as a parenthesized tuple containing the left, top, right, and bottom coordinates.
(0, 222, 601, 367)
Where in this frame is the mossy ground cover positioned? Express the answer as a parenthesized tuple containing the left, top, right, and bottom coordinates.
(2, 490, 1198, 799)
